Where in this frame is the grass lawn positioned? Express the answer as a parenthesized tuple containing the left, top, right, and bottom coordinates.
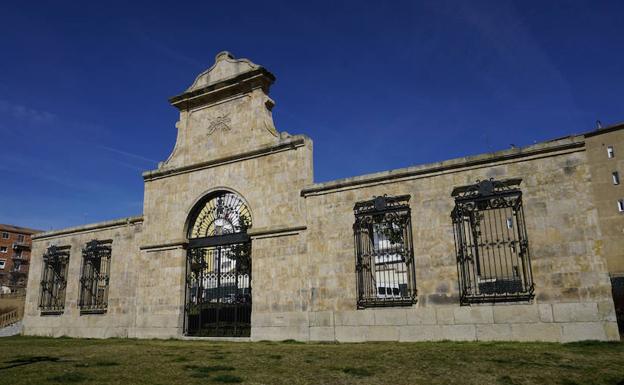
(0, 337, 622, 385)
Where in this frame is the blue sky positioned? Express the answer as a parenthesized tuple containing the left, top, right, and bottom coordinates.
(1, 1, 623, 230)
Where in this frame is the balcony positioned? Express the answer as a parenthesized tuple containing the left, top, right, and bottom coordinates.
(12, 242, 30, 251)
(11, 254, 28, 263)
(10, 266, 27, 276)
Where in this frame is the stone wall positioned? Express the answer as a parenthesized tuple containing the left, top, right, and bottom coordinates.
(19, 52, 621, 342)
(261, 137, 617, 342)
(22, 217, 142, 338)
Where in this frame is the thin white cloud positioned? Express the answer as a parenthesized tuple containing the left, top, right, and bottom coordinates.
(0, 99, 57, 125)
(97, 145, 159, 164)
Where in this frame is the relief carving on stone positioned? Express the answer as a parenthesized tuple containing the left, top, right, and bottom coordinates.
(206, 114, 231, 135)
(191, 112, 232, 136)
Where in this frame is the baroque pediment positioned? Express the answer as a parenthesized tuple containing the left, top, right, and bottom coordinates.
(186, 51, 261, 92)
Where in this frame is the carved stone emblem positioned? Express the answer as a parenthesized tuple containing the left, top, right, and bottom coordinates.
(206, 114, 231, 135)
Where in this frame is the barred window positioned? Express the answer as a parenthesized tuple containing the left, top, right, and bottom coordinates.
(79, 240, 112, 314)
(39, 245, 70, 314)
(353, 195, 417, 308)
(451, 179, 534, 305)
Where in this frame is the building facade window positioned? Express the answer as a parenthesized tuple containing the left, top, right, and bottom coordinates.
(618, 199, 624, 212)
(613, 171, 620, 185)
(78, 240, 112, 313)
(607, 146, 615, 158)
(0, 246, 7, 253)
(353, 195, 416, 308)
(39, 245, 70, 314)
(0, 259, 5, 269)
(1, 232, 8, 239)
(17, 234, 24, 242)
(451, 179, 535, 305)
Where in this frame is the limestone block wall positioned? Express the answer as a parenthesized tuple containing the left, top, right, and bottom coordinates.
(134, 137, 314, 338)
(22, 217, 143, 338)
(131, 246, 186, 339)
(249, 138, 619, 342)
(141, 135, 313, 247)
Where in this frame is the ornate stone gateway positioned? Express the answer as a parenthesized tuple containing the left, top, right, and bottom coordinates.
(184, 191, 252, 337)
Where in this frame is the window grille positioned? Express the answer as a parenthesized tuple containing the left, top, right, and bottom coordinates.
(451, 179, 534, 305)
(78, 240, 112, 313)
(353, 195, 416, 308)
(39, 245, 70, 314)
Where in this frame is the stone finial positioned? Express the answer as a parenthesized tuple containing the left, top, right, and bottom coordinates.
(215, 51, 234, 62)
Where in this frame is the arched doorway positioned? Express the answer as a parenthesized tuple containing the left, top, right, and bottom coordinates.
(184, 191, 252, 337)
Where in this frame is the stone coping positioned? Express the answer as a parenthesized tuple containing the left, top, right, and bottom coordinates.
(301, 136, 585, 196)
(181, 336, 252, 342)
(140, 240, 187, 252)
(248, 225, 307, 238)
(32, 216, 143, 241)
(584, 121, 624, 137)
(143, 135, 309, 181)
(139, 226, 307, 251)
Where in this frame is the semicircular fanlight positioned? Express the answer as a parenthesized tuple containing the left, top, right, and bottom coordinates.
(188, 191, 252, 239)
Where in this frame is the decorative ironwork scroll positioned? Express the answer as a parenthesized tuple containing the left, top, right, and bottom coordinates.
(78, 240, 112, 313)
(451, 179, 534, 305)
(39, 245, 71, 314)
(353, 195, 417, 308)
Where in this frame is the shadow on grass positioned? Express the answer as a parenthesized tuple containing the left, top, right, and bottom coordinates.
(213, 374, 243, 383)
(1, 355, 61, 371)
(74, 360, 120, 368)
(185, 364, 236, 378)
(46, 372, 88, 383)
(340, 367, 373, 377)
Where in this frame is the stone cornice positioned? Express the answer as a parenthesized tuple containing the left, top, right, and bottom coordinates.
(140, 240, 187, 252)
(583, 121, 624, 137)
(301, 137, 586, 197)
(32, 216, 143, 241)
(248, 225, 307, 239)
(143, 136, 308, 182)
(169, 69, 275, 111)
(138, 226, 307, 251)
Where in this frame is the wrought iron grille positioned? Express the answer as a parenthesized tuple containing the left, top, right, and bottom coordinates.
(185, 244, 251, 337)
(39, 245, 70, 314)
(78, 240, 112, 313)
(185, 191, 252, 337)
(354, 195, 417, 308)
(451, 179, 534, 305)
(189, 192, 251, 239)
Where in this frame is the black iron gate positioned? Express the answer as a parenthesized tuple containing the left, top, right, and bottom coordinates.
(185, 242, 251, 337)
(184, 191, 253, 337)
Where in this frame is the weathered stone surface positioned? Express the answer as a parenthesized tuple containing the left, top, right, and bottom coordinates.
(335, 310, 375, 326)
(435, 307, 455, 325)
(510, 323, 562, 342)
(406, 308, 437, 325)
(374, 309, 408, 326)
(560, 322, 607, 342)
(538, 304, 554, 323)
(476, 324, 512, 341)
(552, 303, 600, 322)
(435, 325, 476, 341)
(309, 326, 335, 341)
(398, 325, 437, 342)
(453, 307, 493, 324)
(493, 305, 540, 324)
